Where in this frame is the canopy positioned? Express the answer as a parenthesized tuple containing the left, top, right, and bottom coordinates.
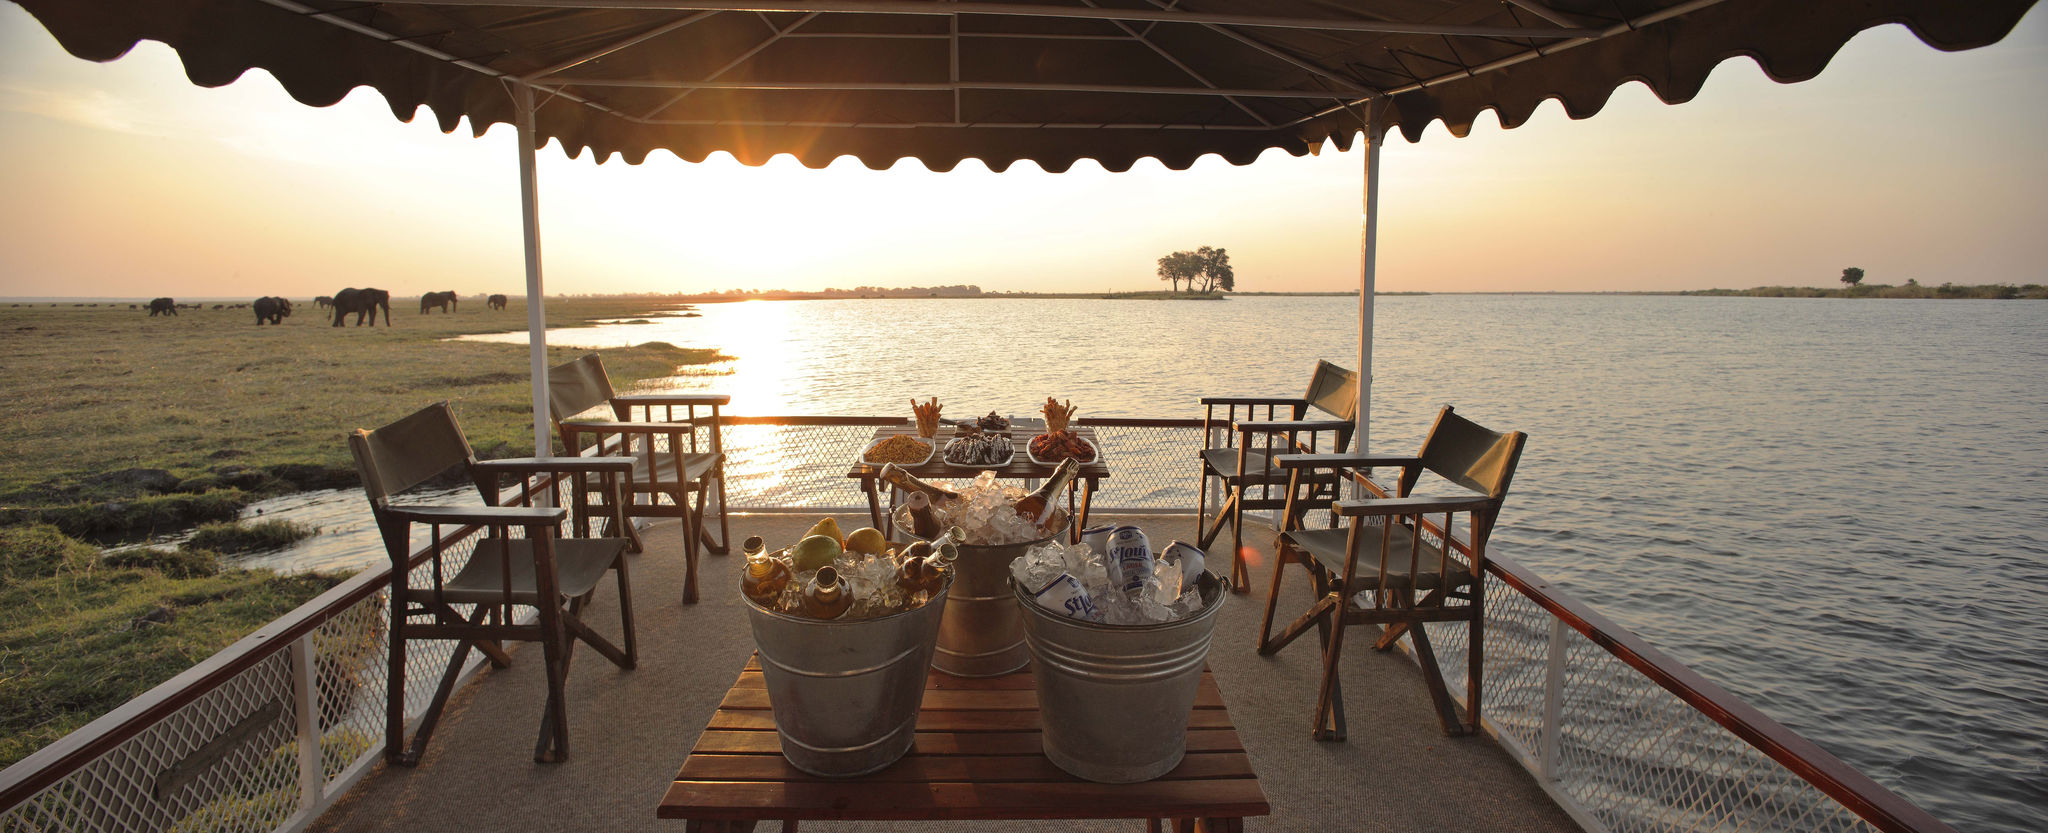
(11, 0, 2037, 462)
(15, 1, 2036, 172)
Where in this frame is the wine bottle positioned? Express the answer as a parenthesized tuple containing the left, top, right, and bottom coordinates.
(801, 566, 853, 619)
(903, 490, 944, 540)
(739, 536, 791, 606)
(1011, 457, 1080, 528)
(879, 463, 960, 505)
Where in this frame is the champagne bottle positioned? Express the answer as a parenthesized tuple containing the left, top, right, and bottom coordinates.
(903, 490, 944, 540)
(801, 566, 853, 619)
(739, 536, 791, 607)
(879, 463, 960, 505)
(1012, 457, 1080, 528)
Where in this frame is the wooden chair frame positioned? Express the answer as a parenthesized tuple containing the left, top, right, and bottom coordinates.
(1197, 360, 1358, 590)
(1255, 406, 1525, 740)
(351, 402, 640, 765)
(549, 352, 731, 604)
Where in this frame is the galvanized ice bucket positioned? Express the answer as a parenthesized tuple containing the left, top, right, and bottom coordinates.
(742, 571, 951, 778)
(899, 508, 1071, 677)
(1013, 572, 1227, 783)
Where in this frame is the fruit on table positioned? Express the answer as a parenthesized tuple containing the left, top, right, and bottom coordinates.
(804, 517, 844, 546)
(790, 534, 844, 572)
(845, 527, 888, 556)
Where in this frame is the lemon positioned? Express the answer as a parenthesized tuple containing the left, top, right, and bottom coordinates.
(845, 527, 888, 555)
(803, 517, 844, 545)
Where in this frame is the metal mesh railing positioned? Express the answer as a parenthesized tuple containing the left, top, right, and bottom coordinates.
(1415, 576, 1884, 833)
(719, 418, 1205, 511)
(0, 532, 491, 833)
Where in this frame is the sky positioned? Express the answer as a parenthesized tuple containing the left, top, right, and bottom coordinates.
(0, 5, 2043, 298)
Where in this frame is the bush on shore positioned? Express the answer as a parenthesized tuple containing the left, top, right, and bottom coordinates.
(186, 519, 316, 554)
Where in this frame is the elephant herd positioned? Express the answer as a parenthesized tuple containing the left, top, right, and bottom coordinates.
(140, 291, 512, 326)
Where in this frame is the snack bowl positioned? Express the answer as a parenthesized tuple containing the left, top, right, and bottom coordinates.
(1027, 435, 1099, 467)
(942, 433, 1014, 468)
(861, 435, 935, 467)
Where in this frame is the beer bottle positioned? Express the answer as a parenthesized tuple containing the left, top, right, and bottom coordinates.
(879, 463, 960, 505)
(1011, 457, 1080, 528)
(739, 536, 791, 607)
(903, 490, 945, 540)
(800, 566, 854, 619)
(922, 541, 958, 594)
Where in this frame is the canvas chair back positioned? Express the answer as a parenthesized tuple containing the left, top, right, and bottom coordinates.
(548, 353, 618, 423)
(349, 402, 473, 505)
(1407, 406, 1526, 503)
(1302, 360, 1360, 424)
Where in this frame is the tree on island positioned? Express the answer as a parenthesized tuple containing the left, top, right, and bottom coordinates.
(1158, 246, 1235, 293)
(1841, 267, 1865, 287)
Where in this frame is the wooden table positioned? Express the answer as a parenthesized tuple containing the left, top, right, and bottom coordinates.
(846, 419, 1110, 541)
(658, 656, 1269, 832)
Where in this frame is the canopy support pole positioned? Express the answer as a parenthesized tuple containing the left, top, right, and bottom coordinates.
(1356, 117, 1384, 462)
(515, 81, 551, 457)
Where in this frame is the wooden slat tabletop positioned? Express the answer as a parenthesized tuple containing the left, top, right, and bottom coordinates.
(657, 656, 1270, 825)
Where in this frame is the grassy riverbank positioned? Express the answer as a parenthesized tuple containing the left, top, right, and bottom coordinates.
(0, 297, 726, 533)
(0, 296, 724, 768)
(0, 525, 348, 767)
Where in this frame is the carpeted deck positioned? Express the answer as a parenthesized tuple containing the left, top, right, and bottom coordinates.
(309, 514, 1579, 833)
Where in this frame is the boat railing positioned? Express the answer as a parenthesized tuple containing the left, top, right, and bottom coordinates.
(0, 415, 1951, 833)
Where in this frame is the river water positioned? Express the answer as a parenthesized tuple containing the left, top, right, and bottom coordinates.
(205, 295, 2044, 832)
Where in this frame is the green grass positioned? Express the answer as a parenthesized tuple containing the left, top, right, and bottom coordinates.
(0, 525, 347, 767)
(0, 297, 728, 515)
(185, 520, 316, 554)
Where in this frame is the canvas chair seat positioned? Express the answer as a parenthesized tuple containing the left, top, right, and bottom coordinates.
(616, 448, 719, 494)
(1281, 526, 1475, 594)
(403, 537, 626, 607)
(1201, 448, 1349, 485)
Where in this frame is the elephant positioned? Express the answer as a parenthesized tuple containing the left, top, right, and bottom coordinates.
(212, 304, 225, 310)
(147, 298, 177, 316)
(330, 288, 391, 327)
(253, 296, 292, 325)
(314, 296, 333, 309)
(487, 294, 508, 310)
(419, 290, 458, 314)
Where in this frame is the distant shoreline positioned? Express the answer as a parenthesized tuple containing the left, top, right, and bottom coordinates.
(8, 283, 2043, 305)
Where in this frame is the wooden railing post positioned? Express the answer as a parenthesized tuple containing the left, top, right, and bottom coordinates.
(1541, 617, 1567, 783)
(288, 633, 323, 814)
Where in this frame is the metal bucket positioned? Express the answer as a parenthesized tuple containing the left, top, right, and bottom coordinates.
(1014, 573, 1227, 783)
(742, 573, 951, 777)
(899, 507, 1072, 677)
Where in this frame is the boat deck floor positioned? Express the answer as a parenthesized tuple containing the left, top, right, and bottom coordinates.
(309, 513, 1578, 833)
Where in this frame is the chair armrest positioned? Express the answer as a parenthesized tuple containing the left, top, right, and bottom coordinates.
(1273, 452, 1422, 470)
(1200, 396, 1308, 408)
(558, 419, 694, 433)
(614, 393, 730, 406)
(1234, 419, 1353, 435)
(474, 456, 636, 476)
(1334, 494, 1493, 516)
(383, 504, 567, 526)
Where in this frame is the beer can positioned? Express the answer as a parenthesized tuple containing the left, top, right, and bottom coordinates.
(1158, 541, 1206, 592)
(1030, 573, 1100, 621)
(1079, 524, 1117, 556)
(1104, 525, 1153, 592)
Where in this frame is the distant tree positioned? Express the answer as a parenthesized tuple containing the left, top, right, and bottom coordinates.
(1197, 246, 1234, 293)
(1157, 250, 1202, 292)
(1841, 267, 1865, 287)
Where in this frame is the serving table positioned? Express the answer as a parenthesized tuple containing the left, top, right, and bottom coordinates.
(846, 419, 1110, 542)
(657, 655, 1269, 832)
